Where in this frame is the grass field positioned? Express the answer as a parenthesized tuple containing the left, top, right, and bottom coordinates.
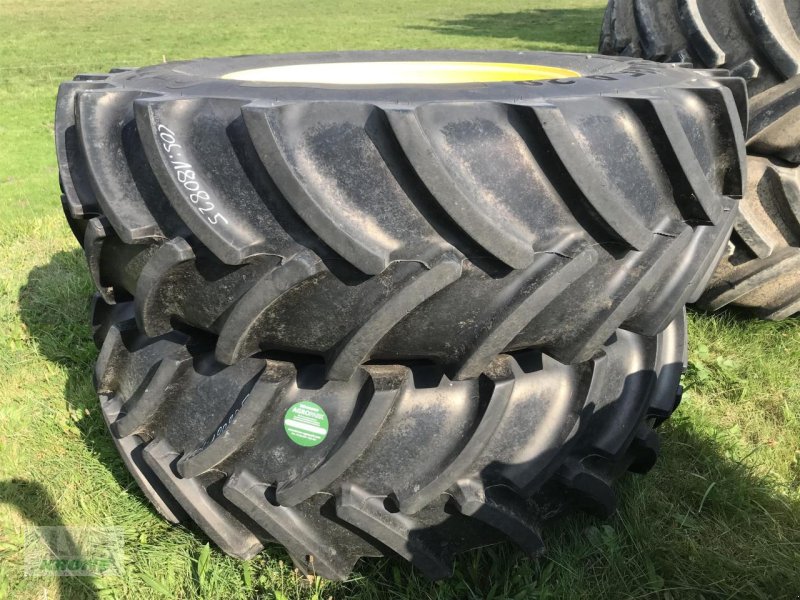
(1, 0, 799, 598)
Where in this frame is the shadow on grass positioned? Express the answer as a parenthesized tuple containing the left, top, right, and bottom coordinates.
(0, 480, 100, 600)
(17, 249, 133, 494)
(409, 8, 605, 50)
(17, 250, 800, 597)
(12, 249, 123, 598)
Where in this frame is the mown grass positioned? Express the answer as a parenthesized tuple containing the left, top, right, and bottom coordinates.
(0, 0, 798, 598)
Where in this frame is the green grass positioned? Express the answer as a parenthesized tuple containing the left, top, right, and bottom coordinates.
(1, 0, 799, 597)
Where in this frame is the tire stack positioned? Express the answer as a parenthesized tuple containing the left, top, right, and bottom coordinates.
(56, 50, 745, 579)
(601, 0, 800, 319)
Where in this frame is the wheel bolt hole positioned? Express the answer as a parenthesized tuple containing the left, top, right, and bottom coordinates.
(265, 486, 280, 507)
(383, 496, 400, 514)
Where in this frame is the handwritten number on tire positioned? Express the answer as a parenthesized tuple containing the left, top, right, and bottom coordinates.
(157, 124, 229, 227)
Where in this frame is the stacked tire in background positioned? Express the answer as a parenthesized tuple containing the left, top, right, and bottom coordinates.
(56, 51, 746, 579)
(601, 0, 800, 319)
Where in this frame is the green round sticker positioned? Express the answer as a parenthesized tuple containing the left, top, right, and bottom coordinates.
(283, 401, 329, 447)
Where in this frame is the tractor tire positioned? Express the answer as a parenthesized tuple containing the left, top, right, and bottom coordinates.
(599, 2, 800, 318)
(689, 77, 800, 317)
(599, 0, 800, 96)
(700, 154, 800, 318)
(57, 51, 744, 379)
(92, 295, 687, 580)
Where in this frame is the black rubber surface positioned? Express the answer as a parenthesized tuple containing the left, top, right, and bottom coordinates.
(696, 78, 800, 317)
(599, 0, 800, 96)
(599, 2, 800, 318)
(92, 294, 687, 580)
(700, 155, 800, 318)
(57, 51, 744, 377)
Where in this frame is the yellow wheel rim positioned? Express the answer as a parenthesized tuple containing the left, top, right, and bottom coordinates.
(221, 61, 580, 85)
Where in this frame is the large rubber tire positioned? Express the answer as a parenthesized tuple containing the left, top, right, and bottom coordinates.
(599, 0, 800, 96)
(92, 295, 687, 580)
(700, 154, 800, 318)
(57, 51, 744, 379)
(600, 1, 800, 318)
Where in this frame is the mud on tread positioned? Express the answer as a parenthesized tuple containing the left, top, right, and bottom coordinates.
(57, 51, 743, 376)
(93, 296, 688, 580)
